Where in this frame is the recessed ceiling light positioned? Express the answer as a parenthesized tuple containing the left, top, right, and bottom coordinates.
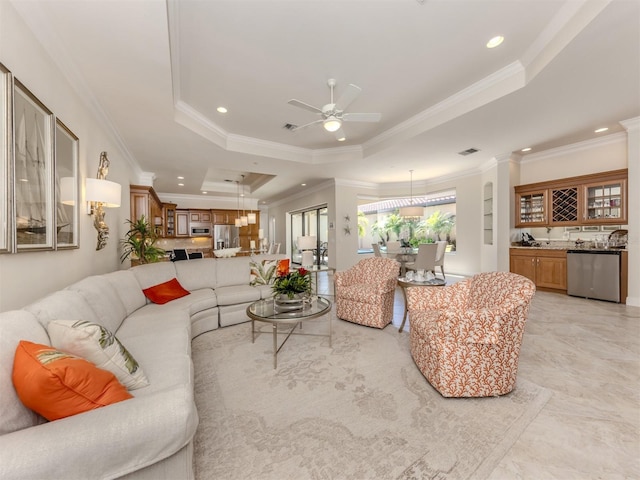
(486, 36, 504, 49)
(177, 176, 184, 179)
(217, 107, 228, 114)
(521, 147, 532, 152)
(594, 127, 609, 133)
(202, 191, 208, 194)
(301, 183, 307, 187)
(178, 183, 184, 186)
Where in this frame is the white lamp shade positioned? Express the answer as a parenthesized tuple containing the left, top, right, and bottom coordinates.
(60, 177, 76, 206)
(85, 178, 121, 207)
(240, 215, 248, 226)
(258, 228, 264, 239)
(247, 212, 256, 224)
(250, 240, 256, 249)
(399, 206, 423, 218)
(235, 218, 241, 227)
(297, 235, 317, 250)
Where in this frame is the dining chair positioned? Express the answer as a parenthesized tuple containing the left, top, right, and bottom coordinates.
(188, 251, 204, 260)
(171, 249, 188, 262)
(433, 240, 447, 279)
(372, 243, 382, 257)
(404, 243, 437, 275)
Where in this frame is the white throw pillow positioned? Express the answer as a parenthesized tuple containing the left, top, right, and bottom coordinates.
(47, 320, 149, 390)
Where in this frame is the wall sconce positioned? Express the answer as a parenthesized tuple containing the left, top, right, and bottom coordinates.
(86, 152, 121, 251)
(298, 235, 317, 267)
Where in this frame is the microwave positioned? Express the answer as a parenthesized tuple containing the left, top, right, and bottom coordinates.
(190, 225, 211, 237)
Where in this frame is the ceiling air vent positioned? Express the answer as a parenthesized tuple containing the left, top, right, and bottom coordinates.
(458, 148, 479, 156)
(283, 123, 298, 130)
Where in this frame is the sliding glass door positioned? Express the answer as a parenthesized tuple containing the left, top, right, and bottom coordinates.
(291, 205, 328, 266)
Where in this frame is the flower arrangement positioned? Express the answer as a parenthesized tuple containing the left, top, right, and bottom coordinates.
(272, 268, 311, 299)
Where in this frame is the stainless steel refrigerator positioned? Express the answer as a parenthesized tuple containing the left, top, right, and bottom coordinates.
(213, 225, 240, 250)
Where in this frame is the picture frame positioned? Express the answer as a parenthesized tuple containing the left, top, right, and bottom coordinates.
(581, 225, 599, 232)
(13, 79, 55, 251)
(54, 119, 79, 249)
(0, 63, 12, 253)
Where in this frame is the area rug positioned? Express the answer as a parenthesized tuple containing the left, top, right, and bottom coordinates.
(192, 311, 551, 480)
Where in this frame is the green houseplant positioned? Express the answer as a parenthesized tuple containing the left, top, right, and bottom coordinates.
(120, 215, 166, 264)
(272, 268, 311, 299)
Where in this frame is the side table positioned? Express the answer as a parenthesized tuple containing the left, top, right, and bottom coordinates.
(397, 277, 446, 333)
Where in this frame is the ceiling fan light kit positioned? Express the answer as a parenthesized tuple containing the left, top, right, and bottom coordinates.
(288, 78, 381, 140)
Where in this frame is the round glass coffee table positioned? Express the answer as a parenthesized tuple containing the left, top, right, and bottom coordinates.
(247, 296, 332, 368)
(397, 277, 446, 332)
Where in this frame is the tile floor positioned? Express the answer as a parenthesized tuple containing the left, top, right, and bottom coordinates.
(316, 272, 640, 479)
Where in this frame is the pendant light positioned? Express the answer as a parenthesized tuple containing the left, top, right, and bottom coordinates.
(234, 180, 241, 227)
(240, 175, 248, 226)
(399, 170, 423, 218)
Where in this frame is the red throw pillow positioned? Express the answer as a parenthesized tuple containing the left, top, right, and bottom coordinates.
(142, 278, 190, 304)
(12, 341, 132, 421)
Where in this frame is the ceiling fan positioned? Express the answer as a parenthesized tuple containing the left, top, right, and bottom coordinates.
(287, 79, 381, 141)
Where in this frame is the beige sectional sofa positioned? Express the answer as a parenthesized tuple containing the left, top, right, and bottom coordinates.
(0, 254, 284, 480)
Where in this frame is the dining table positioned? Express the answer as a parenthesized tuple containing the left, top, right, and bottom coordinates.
(380, 246, 417, 276)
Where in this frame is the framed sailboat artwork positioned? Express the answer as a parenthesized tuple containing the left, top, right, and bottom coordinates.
(13, 79, 55, 251)
(54, 119, 79, 249)
(0, 63, 12, 254)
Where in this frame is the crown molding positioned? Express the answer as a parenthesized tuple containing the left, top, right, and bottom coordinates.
(522, 132, 626, 163)
(620, 116, 640, 132)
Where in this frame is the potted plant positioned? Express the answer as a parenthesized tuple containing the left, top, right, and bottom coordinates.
(120, 215, 166, 265)
(272, 267, 311, 300)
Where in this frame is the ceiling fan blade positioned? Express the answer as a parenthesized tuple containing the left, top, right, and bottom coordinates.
(288, 99, 323, 114)
(342, 112, 382, 123)
(335, 84, 362, 111)
(291, 119, 323, 131)
(334, 127, 346, 141)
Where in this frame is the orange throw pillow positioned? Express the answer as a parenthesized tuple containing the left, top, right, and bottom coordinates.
(276, 258, 290, 277)
(142, 277, 190, 304)
(12, 341, 132, 421)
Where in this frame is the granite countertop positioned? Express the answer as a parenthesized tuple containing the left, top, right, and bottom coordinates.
(511, 244, 627, 252)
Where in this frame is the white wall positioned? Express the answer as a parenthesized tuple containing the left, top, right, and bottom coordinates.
(0, 2, 139, 311)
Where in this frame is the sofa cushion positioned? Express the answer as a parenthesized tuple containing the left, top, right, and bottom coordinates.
(25, 290, 100, 330)
(143, 278, 191, 305)
(102, 269, 147, 315)
(215, 256, 253, 287)
(215, 285, 261, 306)
(47, 320, 149, 390)
(0, 310, 49, 435)
(174, 258, 217, 291)
(131, 262, 177, 290)
(12, 341, 132, 421)
(67, 275, 128, 333)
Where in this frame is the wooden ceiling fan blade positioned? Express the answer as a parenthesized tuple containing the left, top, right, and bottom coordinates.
(288, 99, 323, 114)
(335, 84, 362, 111)
(342, 112, 381, 122)
(291, 119, 323, 131)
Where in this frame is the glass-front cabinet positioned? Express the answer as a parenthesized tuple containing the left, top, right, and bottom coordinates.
(515, 189, 547, 227)
(583, 179, 627, 224)
(514, 169, 627, 228)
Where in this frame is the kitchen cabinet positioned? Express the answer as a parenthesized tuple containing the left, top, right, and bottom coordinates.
(515, 169, 627, 228)
(190, 210, 211, 223)
(162, 203, 177, 238)
(130, 185, 162, 226)
(212, 209, 238, 225)
(510, 248, 567, 292)
(176, 210, 190, 237)
(582, 177, 627, 224)
(515, 189, 547, 227)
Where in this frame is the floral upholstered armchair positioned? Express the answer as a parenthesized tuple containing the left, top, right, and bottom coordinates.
(406, 272, 536, 397)
(335, 257, 400, 329)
